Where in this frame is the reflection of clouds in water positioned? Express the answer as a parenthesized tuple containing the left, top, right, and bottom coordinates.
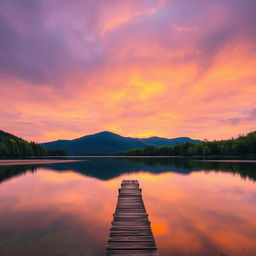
(0, 168, 255, 256)
(0, 169, 115, 255)
(137, 172, 256, 256)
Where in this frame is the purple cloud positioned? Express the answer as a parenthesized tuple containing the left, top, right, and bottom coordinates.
(0, 0, 256, 86)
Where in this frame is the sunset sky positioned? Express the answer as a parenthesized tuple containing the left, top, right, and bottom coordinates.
(0, 0, 255, 142)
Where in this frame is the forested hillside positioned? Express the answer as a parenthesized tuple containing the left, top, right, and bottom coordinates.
(0, 130, 66, 157)
(42, 131, 200, 155)
(122, 131, 256, 157)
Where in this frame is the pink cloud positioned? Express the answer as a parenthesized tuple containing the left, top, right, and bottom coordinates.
(0, 0, 255, 141)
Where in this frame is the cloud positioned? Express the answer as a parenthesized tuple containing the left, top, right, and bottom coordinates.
(222, 108, 256, 125)
(0, 0, 255, 141)
(0, 0, 105, 85)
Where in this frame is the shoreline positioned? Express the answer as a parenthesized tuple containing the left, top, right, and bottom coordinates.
(0, 159, 82, 166)
(199, 160, 256, 163)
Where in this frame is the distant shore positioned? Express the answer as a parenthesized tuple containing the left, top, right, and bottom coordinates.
(0, 159, 81, 166)
(199, 160, 256, 163)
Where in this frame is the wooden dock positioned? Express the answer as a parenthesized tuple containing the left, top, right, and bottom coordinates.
(106, 180, 158, 256)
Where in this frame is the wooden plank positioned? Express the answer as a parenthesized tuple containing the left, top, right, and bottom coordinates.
(106, 180, 158, 256)
(108, 236, 155, 242)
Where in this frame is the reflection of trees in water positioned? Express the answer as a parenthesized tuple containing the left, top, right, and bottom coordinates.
(0, 165, 38, 183)
(125, 157, 256, 181)
(0, 158, 255, 184)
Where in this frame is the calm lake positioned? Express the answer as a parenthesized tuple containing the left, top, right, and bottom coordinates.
(0, 157, 255, 256)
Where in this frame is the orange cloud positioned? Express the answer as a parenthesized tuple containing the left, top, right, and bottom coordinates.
(0, 0, 255, 142)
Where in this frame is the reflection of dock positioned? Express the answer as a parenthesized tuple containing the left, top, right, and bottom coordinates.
(107, 180, 158, 256)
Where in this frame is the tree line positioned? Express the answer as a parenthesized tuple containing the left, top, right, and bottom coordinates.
(0, 131, 66, 157)
(121, 131, 256, 157)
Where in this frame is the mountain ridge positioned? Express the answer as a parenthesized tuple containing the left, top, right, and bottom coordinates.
(42, 131, 201, 155)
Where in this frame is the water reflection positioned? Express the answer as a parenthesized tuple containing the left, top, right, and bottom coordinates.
(0, 157, 255, 183)
(0, 158, 255, 256)
(0, 171, 113, 255)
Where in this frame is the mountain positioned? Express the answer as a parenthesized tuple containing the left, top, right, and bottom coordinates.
(139, 136, 201, 146)
(0, 130, 66, 157)
(42, 131, 201, 155)
(42, 131, 146, 155)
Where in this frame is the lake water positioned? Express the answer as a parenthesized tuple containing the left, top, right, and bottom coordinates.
(0, 157, 255, 256)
